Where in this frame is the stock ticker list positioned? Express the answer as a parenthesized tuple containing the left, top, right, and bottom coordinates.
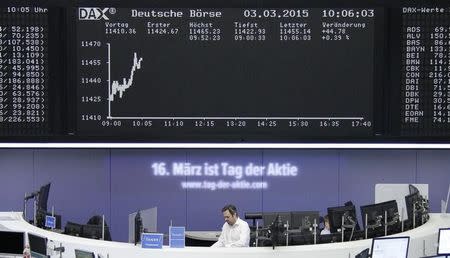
(0, 7, 49, 135)
(77, 8, 377, 137)
(402, 7, 450, 136)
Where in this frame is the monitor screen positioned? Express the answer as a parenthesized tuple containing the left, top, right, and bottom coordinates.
(0, 6, 51, 137)
(76, 7, 377, 139)
(318, 232, 342, 244)
(327, 205, 359, 233)
(360, 200, 398, 229)
(64, 221, 83, 236)
(28, 233, 47, 256)
(81, 224, 103, 239)
(289, 232, 314, 246)
(82, 224, 112, 241)
(5, 1, 450, 142)
(262, 212, 291, 227)
(360, 203, 383, 228)
(371, 236, 409, 258)
(75, 249, 95, 258)
(31, 251, 48, 258)
(405, 192, 421, 222)
(290, 211, 319, 230)
(379, 200, 399, 222)
(438, 228, 450, 255)
(0, 231, 24, 255)
(37, 183, 51, 212)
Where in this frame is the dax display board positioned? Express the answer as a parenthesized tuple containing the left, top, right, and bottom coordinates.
(1, 0, 450, 142)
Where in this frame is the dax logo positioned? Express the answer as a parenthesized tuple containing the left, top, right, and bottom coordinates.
(79, 8, 111, 20)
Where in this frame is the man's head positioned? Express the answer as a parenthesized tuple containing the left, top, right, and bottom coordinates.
(222, 204, 238, 226)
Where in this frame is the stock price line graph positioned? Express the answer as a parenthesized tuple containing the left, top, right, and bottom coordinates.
(76, 7, 376, 139)
(107, 44, 143, 118)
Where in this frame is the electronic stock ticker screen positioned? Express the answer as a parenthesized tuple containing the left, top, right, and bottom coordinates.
(0, 7, 49, 136)
(76, 7, 377, 138)
(2, 1, 450, 142)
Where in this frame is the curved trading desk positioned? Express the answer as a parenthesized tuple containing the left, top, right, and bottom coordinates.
(0, 212, 449, 258)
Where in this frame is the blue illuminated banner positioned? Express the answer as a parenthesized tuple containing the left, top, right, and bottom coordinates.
(45, 215, 56, 229)
(151, 161, 299, 191)
(141, 233, 163, 249)
(169, 226, 185, 248)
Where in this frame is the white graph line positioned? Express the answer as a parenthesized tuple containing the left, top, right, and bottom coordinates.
(108, 47, 143, 102)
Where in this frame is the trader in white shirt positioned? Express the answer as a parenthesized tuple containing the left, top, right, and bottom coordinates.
(211, 204, 250, 247)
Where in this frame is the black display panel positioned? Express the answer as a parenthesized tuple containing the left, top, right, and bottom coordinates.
(401, 7, 450, 136)
(28, 233, 47, 256)
(2, 0, 450, 142)
(0, 231, 24, 255)
(76, 7, 379, 139)
(0, 7, 50, 135)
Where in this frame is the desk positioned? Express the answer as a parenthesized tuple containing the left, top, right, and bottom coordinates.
(0, 212, 449, 258)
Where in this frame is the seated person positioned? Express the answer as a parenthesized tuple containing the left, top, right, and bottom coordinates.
(320, 215, 331, 235)
(211, 204, 250, 247)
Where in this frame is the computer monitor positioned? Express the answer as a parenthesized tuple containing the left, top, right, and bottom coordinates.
(75, 249, 95, 258)
(37, 183, 51, 212)
(380, 200, 400, 223)
(371, 236, 410, 258)
(360, 203, 383, 230)
(35, 183, 52, 228)
(262, 212, 291, 227)
(318, 232, 342, 244)
(405, 191, 429, 226)
(64, 221, 83, 236)
(82, 224, 103, 240)
(82, 224, 112, 241)
(327, 205, 360, 233)
(289, 231, 314, 245)
(290, 211, 320, 230)
(438, 228, 450, 255)
(30, 251, 48, 258)
(85, 216, 112, 241)
(244, 212, 263, 226)
(405, 191, 420, 218)
(28, 233, 47, 257)
(0, 231, 24, 256)
(360, 200, 399, 229)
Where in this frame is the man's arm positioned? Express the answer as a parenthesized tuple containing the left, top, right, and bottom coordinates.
(229, 224, 250, 247)
(211, 226, 226, 247)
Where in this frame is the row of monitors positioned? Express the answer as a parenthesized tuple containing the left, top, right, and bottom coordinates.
(0, 230, 96, 257)
(326, 201, 397, 233)
(0, 228, 449, 256)
(260, 192, 423, 234)
(261, 211, 320, 229)
(327, 191, 426, 233)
